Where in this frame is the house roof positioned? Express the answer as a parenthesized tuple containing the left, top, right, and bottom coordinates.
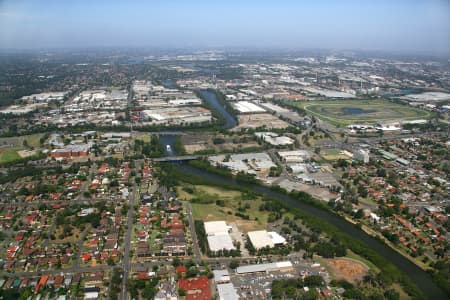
(178, 276, 211, 300)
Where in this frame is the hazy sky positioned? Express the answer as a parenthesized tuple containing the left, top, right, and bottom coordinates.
(1, 0, 449, 54)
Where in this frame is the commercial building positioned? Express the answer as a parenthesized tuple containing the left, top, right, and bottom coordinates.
(141, 107, 212, 125)
(232, 101, 266, 113)
(255, 132, 294, 146)
(204, 221, 231, 236)
(247, 230, 286, 250)
(207, 235, 235, 252)
(50, 144, 92, 159)
(217, 283, 239, 300)
(209, 152, 276, 175)
(353, 149, 370, 163)
(235, 261, 293, 274)
(212, 269, 230, 284)
(20, 92, 68, 103)
(277, 150, 311, 163)
(204, 221, 235, 252)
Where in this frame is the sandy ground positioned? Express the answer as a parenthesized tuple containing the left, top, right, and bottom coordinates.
(233, 114, 290, 130)
(325, 258, 368, 283)
(17, 149, 37, 158)
(184, 144, 208, 153)
(278, 179, 337, 202)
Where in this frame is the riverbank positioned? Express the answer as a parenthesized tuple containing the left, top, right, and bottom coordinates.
(343, 215, 430, 272)
(161, 162, 447, 300)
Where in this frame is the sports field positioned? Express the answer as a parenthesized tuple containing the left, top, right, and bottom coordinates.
(0, 148, 21, 164)
(290, 100, 432, 126)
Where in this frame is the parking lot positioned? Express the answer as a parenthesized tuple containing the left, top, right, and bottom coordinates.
(230, 258, 330, 299)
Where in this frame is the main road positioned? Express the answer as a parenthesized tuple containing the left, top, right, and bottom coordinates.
(120, 161, 139, 300)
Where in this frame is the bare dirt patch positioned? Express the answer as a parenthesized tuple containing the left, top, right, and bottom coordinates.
(325, 258, 368, 283)
(17, 149, 37, 158)
(184, 144, 207, 153)
(234, 113, 290, 130)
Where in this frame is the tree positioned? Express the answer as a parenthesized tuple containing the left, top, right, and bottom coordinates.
(384, 289, 400, 300)
(107, 257, 115, 266)
(229, 260, 239, 269)
(178, 288, 186, 296)
(355, 208, 364, 219)
(172, 257, 182, 267)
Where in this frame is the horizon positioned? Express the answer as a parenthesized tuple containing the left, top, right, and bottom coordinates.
(1, 0, 449, 56)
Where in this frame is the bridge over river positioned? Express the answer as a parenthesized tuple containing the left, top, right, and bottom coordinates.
(153, 155, 200, 162)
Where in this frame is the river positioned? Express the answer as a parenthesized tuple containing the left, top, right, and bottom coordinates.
(177, 164, 446, 299)
(198, 89, 237, 129)
(159, 89, 237, 155)
(156, 91, 445, 299)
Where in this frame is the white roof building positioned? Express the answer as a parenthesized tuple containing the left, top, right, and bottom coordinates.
(236, 261, 293, 274)
(207, 235, 235, 252)
(233, 101, 266, 113)
(213, 269, 231, 283)
(278, 150, 311, 163)
(255, 132, 294, 146)
(354, 149, 370, 163)
(217, 283, 239, 300)
(204, 221, 231, 236)
(247, 230, 286, 250)
(204, 221, 235, 252)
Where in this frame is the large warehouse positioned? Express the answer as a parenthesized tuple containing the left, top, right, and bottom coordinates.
(247, 230, 286, 250)
(236, 261, 293, 274)
(232, 101, 266, 113)
(204, 221, 235, 252)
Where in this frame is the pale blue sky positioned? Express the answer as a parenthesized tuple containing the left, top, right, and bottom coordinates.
(0, 0, 449, 54)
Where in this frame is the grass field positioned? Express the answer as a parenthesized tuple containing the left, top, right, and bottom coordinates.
(0, 148, 22, 164)
(345, 249, 378, 272)
(289, 100, 432, 126)
(320, 149, 351, 161)
(0, 133, 44, 148)
(134, 133, 151, 143)
(178, 184, 269, 232)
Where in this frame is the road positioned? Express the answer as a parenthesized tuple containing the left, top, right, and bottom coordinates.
(72, 228, 89, 270)
(184, 201, 202, 262)
(120, 161, 139, 300)
(0, 265, 113, 278)
(76, 162, 97, 201)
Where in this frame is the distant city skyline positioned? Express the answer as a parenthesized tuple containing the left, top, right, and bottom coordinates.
(0, 0, 449, 55)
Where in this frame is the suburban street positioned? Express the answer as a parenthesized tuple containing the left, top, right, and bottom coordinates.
(120, 163, 139, 300)
(184, 201, 202, 262)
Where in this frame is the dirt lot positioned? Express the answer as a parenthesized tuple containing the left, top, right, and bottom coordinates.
(181, 133, 261, 154)
(325, 258, 368, 283)
(17, 149, 37, 158)
(234, 113, 290, 130)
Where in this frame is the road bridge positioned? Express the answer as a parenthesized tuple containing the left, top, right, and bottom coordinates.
(153, 155, 200, 162)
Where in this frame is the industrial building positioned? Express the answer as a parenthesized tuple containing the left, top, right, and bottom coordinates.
(212, 269, 231, 284)
(217, 283, 239, 300)
(209, 152, 276, 175)
(50, 143, 92, 159)
(235, 261, 293, 274)
(141, 107, 212, 125)
(247, 230, 286, 250)
(204, 221, 235, 252)
(353, 149, 370, 163)
(255, 132, 294, 146)
(277, 150, 311, 163)
(232, 101, 266, 113)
